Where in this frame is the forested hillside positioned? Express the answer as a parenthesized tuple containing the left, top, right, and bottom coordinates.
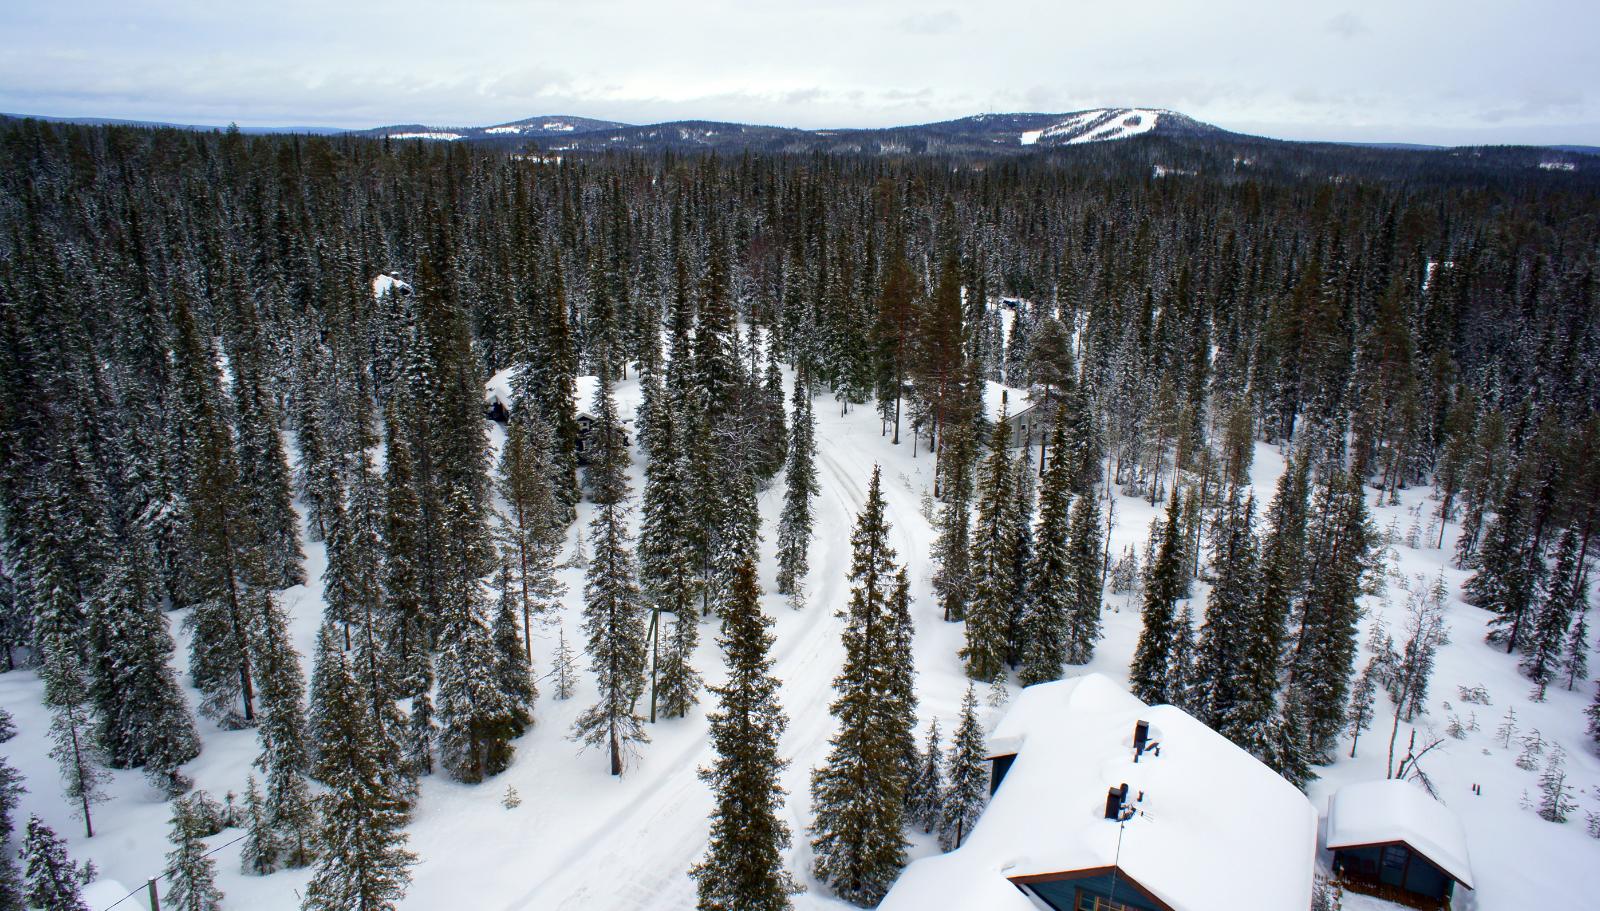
(1, 119, 1598, 910)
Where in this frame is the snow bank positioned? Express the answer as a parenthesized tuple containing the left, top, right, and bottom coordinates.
(882, 674, 1318, 911)
(1326, 779, 1475, 889)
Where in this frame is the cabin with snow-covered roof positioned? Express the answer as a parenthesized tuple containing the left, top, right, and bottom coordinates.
(1326, 779, 1474, 909)
(879, 674, 1317, 911)
(981, 380, 1043, 449)
(484, 368, 626, 462)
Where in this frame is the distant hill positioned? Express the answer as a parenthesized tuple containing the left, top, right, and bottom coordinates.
(343, 114, 631, 142)
(0, 112, 343, 135)
(384, 107, 1231, 155)
(6, 110, 1596, 174)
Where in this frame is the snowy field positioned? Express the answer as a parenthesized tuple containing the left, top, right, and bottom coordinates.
(3, 368, 1598, 910)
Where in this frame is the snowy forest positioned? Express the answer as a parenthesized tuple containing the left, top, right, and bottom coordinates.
(1, 119, 1598, 910)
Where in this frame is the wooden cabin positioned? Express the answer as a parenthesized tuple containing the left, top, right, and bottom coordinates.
(1326, 780, 1474, 909)
(484, 368, 628, 464)
(880, 674, 1318, 911)
(981, 380, 1044, 449)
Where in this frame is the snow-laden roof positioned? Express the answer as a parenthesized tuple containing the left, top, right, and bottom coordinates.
(485, 366, 601, 419)
(982, 380, 1032, 424)
(881, 674, 1318, 911)
(372, 273, 412, 299)
(1325, 779, 1475, 889)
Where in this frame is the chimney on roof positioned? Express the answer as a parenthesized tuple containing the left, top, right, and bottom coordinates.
(1133, 720, 1160, 762)
(1104, 783, 1129, 821)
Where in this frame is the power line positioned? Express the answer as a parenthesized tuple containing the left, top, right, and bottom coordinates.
(96, 830, 250, 911)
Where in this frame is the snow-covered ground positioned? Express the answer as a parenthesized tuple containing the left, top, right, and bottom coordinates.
(3, 370, 1597, 910)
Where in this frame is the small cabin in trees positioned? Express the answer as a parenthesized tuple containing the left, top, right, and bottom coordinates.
(371, 273, 414, 301)
(982, 380, 1042, 450)
(880, 674, 1318, 911)
(484, 369, 628, 464)
(1326, 780, 1474, 909)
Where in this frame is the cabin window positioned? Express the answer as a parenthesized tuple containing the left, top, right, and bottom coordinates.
(1382, 845, 1406, 871)
(1074, 892, 1139, 911)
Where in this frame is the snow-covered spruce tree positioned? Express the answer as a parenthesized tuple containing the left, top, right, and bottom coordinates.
(1020, 422, 1074, 685)
(1345, 659, 1379, 759)
(940, 684, 988, 851)
(1587, 684, 1600, 749)
(380, 400, 431, 693)
(1130, 491, 1185, 706)
(1467, 465, 1542, 653)
(761, 331, 790, 478)
(1190, 488, 1260, 734)
(39, 632, 109, 838)
(1267, 688, 1317, 790)
(1524, 527, 1582, 700)
(436, 572, 519, 783)
(1063, 487, 1104, 665)
(1289, 468, 1375, 761)
(1231, 454, 1309, 760)
(1562, 604, 1590, 691)
(251, 590, 317, 867)
(293, 362, 342, 545)
(0, 752, 26, 910)
(573, 371, 649, 776)
(22, 815, 89, 911)
(1006, 448, 1037, 668)
(492, 562, 537, 734)
(308, 621, 407, 810)
(165, 795, 225, 911)
(379, 403, 438, 783)
(529, 245, 582, 517)
(775, 377, 818, 600)
(339, 452, 411, 796)
(172, 290, 270, 727)
(303, 626, 417, 911)
(690, 560, 800, 910)
(228, 309, 305, 588)
(809, 466, 909, 906)
(638, 383, 702, 721)
(1168, 604, 1197, 712)
(963, 406, 1018, 682)
(1537, 745, 1576, 823)
(496, 401, 566, 659)
(907, 720, 944, 834)
(656, 604, 704, 722)
(321, 451, 383, 658)
(886, 567, 920, 789)
(239, 774, 281, 875)
(930, 417, 977, 623)
(552, 622, 577, 701)
(89, 532, 199, 790)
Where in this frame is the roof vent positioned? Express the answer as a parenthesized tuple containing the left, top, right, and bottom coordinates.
(1104, 782, 1130, 821)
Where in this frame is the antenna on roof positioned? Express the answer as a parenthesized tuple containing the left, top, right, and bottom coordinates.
(1107, 785, 1142, 909)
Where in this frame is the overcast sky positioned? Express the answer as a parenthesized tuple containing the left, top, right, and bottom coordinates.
(2, 1, 1596, 145)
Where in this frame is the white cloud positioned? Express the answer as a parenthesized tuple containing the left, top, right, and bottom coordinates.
(0, 0, 1595, 144)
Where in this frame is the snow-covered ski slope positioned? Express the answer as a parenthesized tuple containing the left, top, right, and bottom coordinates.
(3, 368, 1598, 910)
(1019, 108, 1163, 146)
